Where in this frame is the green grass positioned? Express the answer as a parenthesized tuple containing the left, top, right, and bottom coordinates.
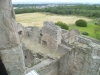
(69, 21, 100, 39)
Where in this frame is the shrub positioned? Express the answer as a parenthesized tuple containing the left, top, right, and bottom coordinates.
(55, 21, 69, 30)
(75, 19, 87, 27)
(82, 32, 89, 35)
(95, 28, 100, 40)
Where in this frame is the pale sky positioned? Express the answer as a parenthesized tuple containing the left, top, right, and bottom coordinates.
(12, 0, 100, 4)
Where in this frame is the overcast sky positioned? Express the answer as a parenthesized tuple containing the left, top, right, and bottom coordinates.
(12, 0, 100, 4)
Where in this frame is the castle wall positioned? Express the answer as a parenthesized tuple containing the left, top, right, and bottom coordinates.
(26, 59, 58, 75)
(0, 0, 20, 48)
(17, 23, 25, 42)
(23, 49, 34, 68)
(0, 45, 25, 75)
(0, 0, 25, 75)
(58, 44, 70, 54)
(23, 49, 45, 68)
(1, 1, 100, 75)
(82, 35, 100, 45)
(62, 28, 80, 44)
(41, 21, 62, 50)
(58, 38, 100, 75)
(24, 26, 40, 42)
(38, 60, 58, 75)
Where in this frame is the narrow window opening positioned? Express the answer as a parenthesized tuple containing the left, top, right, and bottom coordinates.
(18, 31, 22, 35)
(25, 56, 27, 59)
(40, 33, 43, 36)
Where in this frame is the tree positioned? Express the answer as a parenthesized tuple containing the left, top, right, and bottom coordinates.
(55, 21, 69, 30)
(75, 19, 87, 27)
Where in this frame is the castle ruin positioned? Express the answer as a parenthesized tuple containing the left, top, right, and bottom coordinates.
(0, 0, 100, 75)
(0, 0, 25, 75)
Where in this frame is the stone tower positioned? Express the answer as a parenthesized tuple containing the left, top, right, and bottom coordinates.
(41, 21, 62, 50)
(0, 0, 25, 75)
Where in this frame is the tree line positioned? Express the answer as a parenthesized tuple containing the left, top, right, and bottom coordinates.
(13, 4, 48, 8)
(14, 4, 100, 18)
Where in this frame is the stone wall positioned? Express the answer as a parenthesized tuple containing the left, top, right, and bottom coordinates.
(23, 48, 34, 68)
(41, 21, 62, 50)
(26, 59, 58, 75)
(24, 26, 40, 42)
(1, 45, 25, 75)
(82, 35, 100, 45)
(0, 0, 25, 75)
(0, 0, 20, 49)
(23, 50, 45, 68)
(1, 0, 100, 75)
(58, 40, 100, 75)
(62, 28, 80, 44)
(17, 23, 25, 42)
(58, 44, 71, 54)
(38, 60, 58, 75)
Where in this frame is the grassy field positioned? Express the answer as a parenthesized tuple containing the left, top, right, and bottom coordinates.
(69, 21, 100, 39)
(16, 12, 92, 27)
(16, 12, 99, 39)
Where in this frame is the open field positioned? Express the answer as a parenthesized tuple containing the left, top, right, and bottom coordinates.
(16, 12, 100, 40)
(16, 12, 92, 27)
(69, 21, 100, 39)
